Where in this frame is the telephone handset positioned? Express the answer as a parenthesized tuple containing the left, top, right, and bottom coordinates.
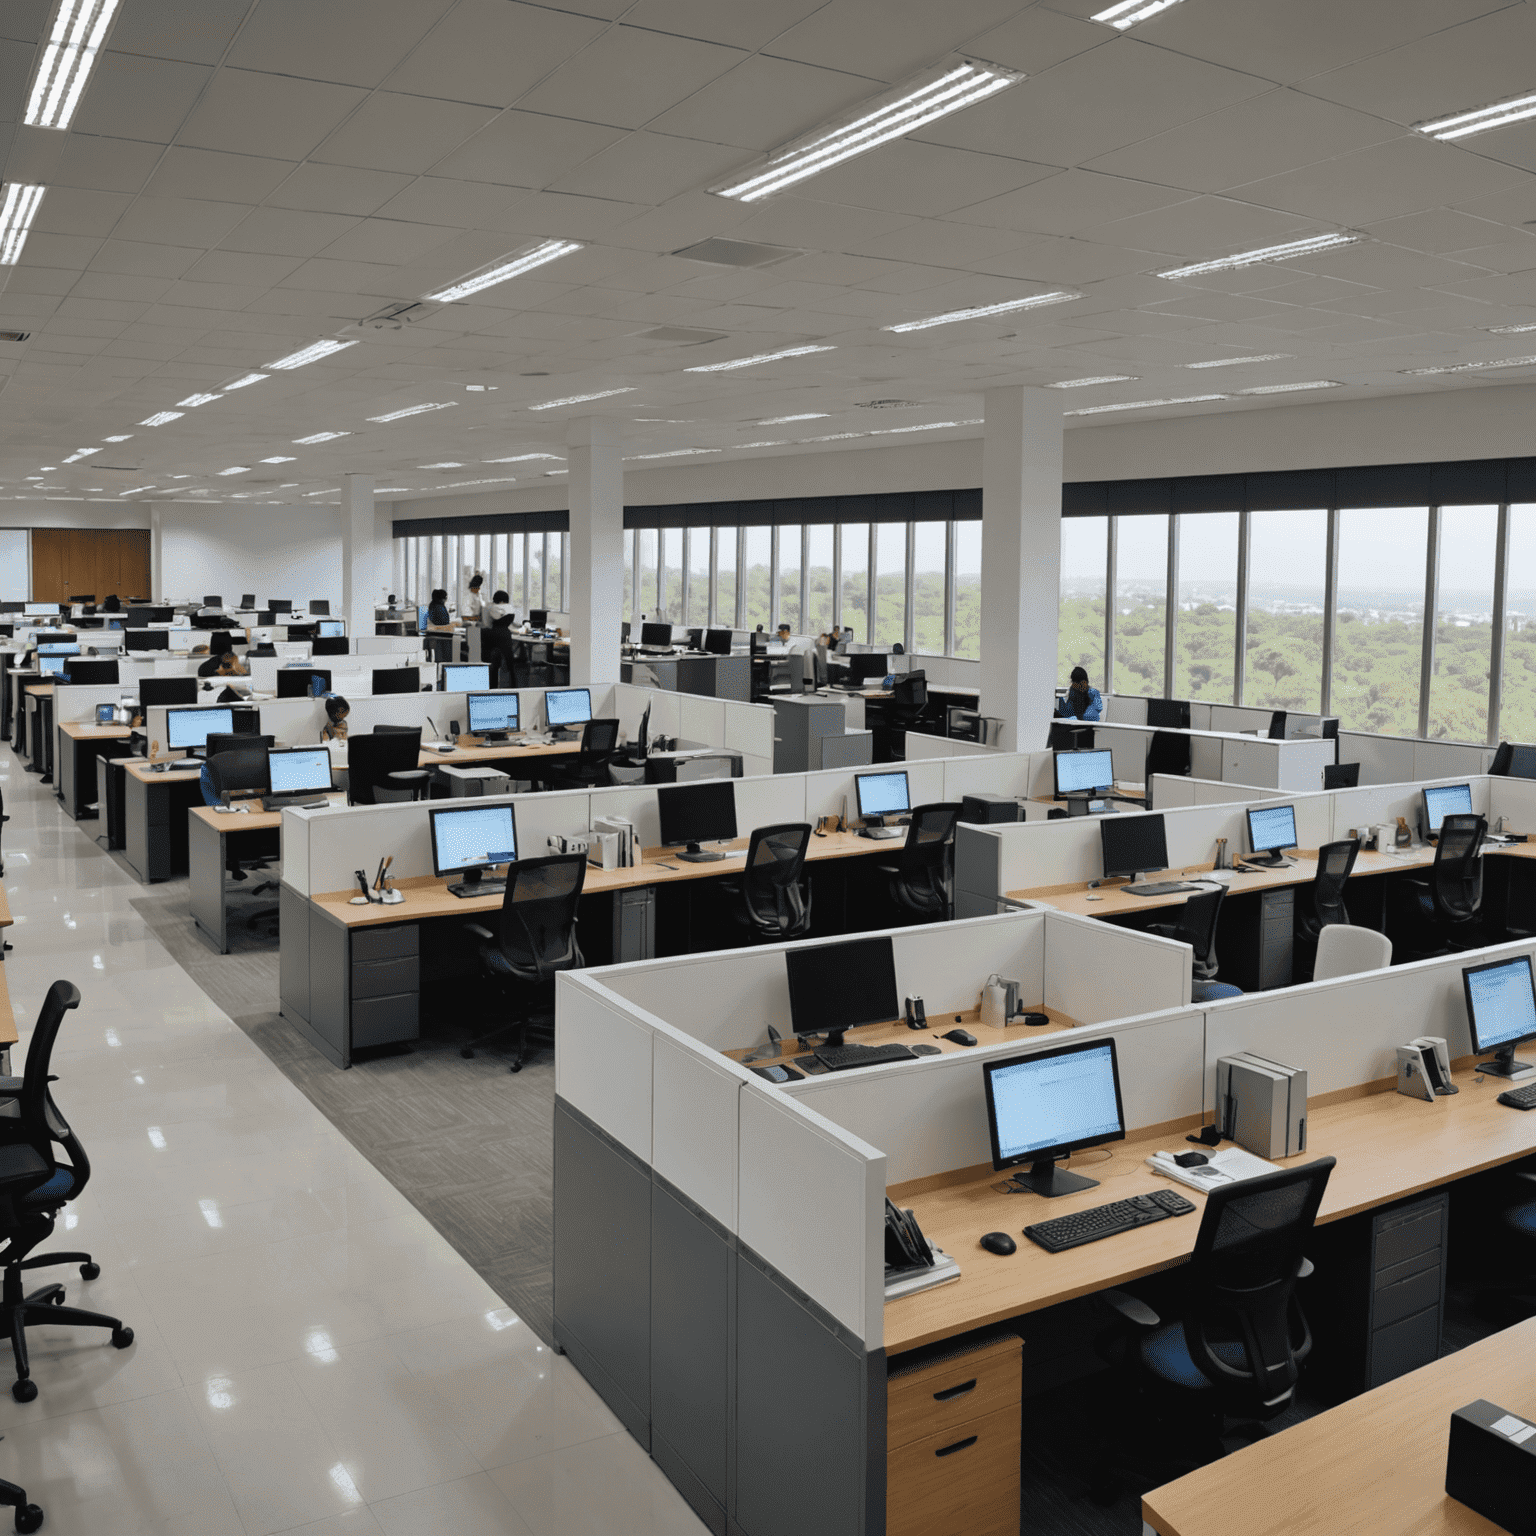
(885, 1199, 935, 1273)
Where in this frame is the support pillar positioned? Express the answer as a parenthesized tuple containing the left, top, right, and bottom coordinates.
(979, 387, 1064, 751)
(340, 475, 376, 638)
(149, 503, 165, 599)
(567, 416, 624, 689)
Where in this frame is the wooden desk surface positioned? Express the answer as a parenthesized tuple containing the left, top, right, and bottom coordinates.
(417, 737, 580, 767)
(24, 685, 53, 698)
(59, 723, 133, 741)
(1143, 1313, 1536, 1536)
(0, 962, 19, 1046)
(190, 791, 346, 832)
(123, 759, 205, 785)
(885, 1059, 1536, 1356)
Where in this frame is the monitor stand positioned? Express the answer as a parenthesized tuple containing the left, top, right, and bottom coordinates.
(677, 840, 725, 863)
(480, 730, 509, 743)
(1248, 848, 1288, 867)
(1478, 1043, 1536, 1078)
(1011, 1157, 1100, 1198)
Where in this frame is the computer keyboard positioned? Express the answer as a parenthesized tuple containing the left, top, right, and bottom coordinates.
(1024, 1188, 1196, 1253)
(1123, 881, 1196, 897)
(447, 879, 506, 899)
(812, 1041, 917, 1072)
(1497, 1082, 1536, 1110)
(858, 826, 904, 840)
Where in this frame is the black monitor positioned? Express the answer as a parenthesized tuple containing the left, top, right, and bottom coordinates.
(704, 627, 733, 656)
(63, 659, 118, 685)
(848, 653, 888, 684)
(149, 606, 174, 623)
(140, 677, 197, 707)
(312, 636, 349, 656)
(286, 623, 319, 641)
(443, 663, 492, 692)
(125, 629, 169, 652)
(529, 609, 548, 629)
(1100, 813, 1169, 882)
(1464, 953, 1536, 1078)
(544, 688, 591, 732)
(1322, 763, 1360, 790)
(1423, 783, 1473, 835)
(258, 611, 276, 626)
(277, 668, 330, 698)
(784, 935, 899, 1050)
(203, 595, 223, 608)
(269, 599, 292, 614)
(1515, 746, 1536, 780)
(240, 593, 256, 609)
(656, 780, 737, 863)
(309, 600, 330, 616)
(686, 628, 704, 651)
(316, 619, 345, 639)
(373, 667, 420, 695)
(166, 705, 233, 755)
(1245, 803, 1297, 866)
(1054, 748, 1115, 798)
(983, 1038, 1126, 1198)
(640, 622, 673, 647)
(854, 770, 909, 827)
(467, 692, 519, 738)
(206, 732, 272, 759)
(1146, 698, 1191, 730)
(428, 802, 518, 892)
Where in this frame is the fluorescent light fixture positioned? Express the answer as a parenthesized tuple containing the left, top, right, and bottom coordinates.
(216, 466, 249, 476)
(177, 392, 221, 408)
(420, 462, 463, 469)
(138, 411, 184, 427)
(431, 477, 518, 489)
(733, 440, 790, 449)
(800, 432, 868, 442)
(0, 185, 46, 266)
(711, 59, 1023, 202)
(293, 431, 349, 444)
(529, 387, 635, 410)
(758, 413, 830, 424)
(377, 487, 410, 493)
(1184, 353, 1292, 369)
(1237, 380, 1343, 395)
(366, 402, 456, 423)
(1064, 394, 1227, 417)
(1047, 375, 1138, 388)
(1418, 90, 1536, 142)
(868, 418, 982, 435)
(543, 470, 568, 477)
(483, 453, 563, 463)
(62, 448, 100, 463)
(259, 456, 295, 464)
(1092, 0, 1187, 29)
(118, 486, 156, 496)
(1158, 234, 1360, 280)
(223, 372, 267, 391)
(684, 345, 835, 374)
(24, 0, 121, 130)
(884, 291, 1079, 332)
(1487, 322, 1536, 335)
(623, 449, 722, 461)
(102, 434, 132, 442)
(1403, 354, 1536, 376)
(423, 239, 583, 303)
(266, 339, 356, 371)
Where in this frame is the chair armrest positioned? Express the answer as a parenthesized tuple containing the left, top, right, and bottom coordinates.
(1298, 1257, 1315, 1279)
(464, 924, 494, 941)
(1512, 1171, 1536, 1187)
(1099, 1288, 1159, 1329)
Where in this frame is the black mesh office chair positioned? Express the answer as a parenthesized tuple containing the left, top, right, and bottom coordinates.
(1097, 1158, 1334, 1466)
(877, 803, 961, 922)
(1049, 722, 1094, 751)
(460, 854, 587, 1071)
(1396, 812, 1486, 958)
(1322, 763, 1359, 790)
(205, 732, 273, 760)
(878, 672, 930, 762)
(1148, 888, 1240, 1002)
(0, 982, 134, 1407)
(718, 824, 813, 943)
(204, 750, 280, 930)
(533, 718, 621, 790)
(347, 730, 428, 804)
(1266, 711, 1287, 740)
(1144, 732, 1192, 809)
(1300, 840, 1358, 936)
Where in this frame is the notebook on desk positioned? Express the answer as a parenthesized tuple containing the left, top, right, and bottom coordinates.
(1147, 1146, 1279, 1192)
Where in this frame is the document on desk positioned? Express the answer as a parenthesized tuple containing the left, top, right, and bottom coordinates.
(1148, 1147, 1279, 1193)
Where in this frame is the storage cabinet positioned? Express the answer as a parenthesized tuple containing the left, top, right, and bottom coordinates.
(350, 923, 419, 1051)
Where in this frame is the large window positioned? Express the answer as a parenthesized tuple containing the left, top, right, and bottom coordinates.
(1174, 511, 1238, 701)
(1245, 509, 1326, 714)
(717, 529, 738, 628)
(659, 528, 683, 624)
(840, 523, 869, 642)
(1333, 508, 1427, 736)
(805, 525, 834, 635)
(1058, 515, 1106, 684)
(913, 521, 947, 654)
(743, 528, 771, 630)
(685, 529, 710, 627)
(1429, 504, 1497, 742)
(634, 530, 657, 617)
(777, 525, 801, 632)
(953, 522, 981, 659)
(1114, 514, 1169, 698)
(873, 522, 906, 648)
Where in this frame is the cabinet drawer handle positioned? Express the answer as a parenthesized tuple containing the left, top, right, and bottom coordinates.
(935, 1436, 978, 1458)
(933, 1379, 977, 1402)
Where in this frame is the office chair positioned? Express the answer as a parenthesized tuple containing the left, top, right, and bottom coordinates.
(1492, 741, 1515, 776)
(1147, 888, 1241, 1002)
(1266, 710, 1287, 740)
(880, 671, 930, 761)
(1144, 732, 1192, 809)
(877, 803, 961, 922)
(533, 718, 621, 791)
(1396, 812, 1486, 958)
(204, 750, 280, 931)
(460, 854, 587, 1071)
(1048, 722, 1094, 752)
(0, 982, 134, 1406)
(1322, 763, 1359, 790)
(1312, 926, 1391, 981)
(1096, 1158, 1335, 1469)
(205, 731, 273, 760)
(347, 730, 428, 804)
(718, 823, 813, 943)
(1299, 839, 1358, 936)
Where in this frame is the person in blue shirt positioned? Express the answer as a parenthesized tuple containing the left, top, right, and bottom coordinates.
(1059, 666, 1103, 721)
(426, 588, 451, 627)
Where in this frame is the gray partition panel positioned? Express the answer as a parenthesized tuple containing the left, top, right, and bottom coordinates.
(278, 885, 310, 1021)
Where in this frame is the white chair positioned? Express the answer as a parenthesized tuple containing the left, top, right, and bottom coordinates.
(1313, 925, 1392, 981)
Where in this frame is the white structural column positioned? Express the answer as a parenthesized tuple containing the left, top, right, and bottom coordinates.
(566, 415, 625, 689)
(339, 474, 376, 637)
(979, 386, 1064, 751)
(148, 503, 165, 598)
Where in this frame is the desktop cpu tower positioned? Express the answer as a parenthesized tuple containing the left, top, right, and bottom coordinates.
(961, 793, 1020, 825)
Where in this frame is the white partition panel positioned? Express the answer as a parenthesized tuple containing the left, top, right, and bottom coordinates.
(723, 698, 774, 765)
(554, 974, 655, 1161)
(940, 750, 1039, 803)
(1104, 696, 1146, 724)
(733, 772, 809, 834)
(679, 693, 726, 747)
(50, 685, 125, 723)
(1490, 779, 1536, 829)
(904, 734, 991, 761)
(1149, 774, 1196, 809)
(1339, 731, 1415, 786)
(1329, 776, 1488, 840)
(652, 1027, 746, 1230)
(280, 805, 310, 893)
(1043, 910, 1191, 1020)
(1416, 741, 1493, 780)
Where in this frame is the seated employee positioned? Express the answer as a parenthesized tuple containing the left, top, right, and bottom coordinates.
(426, 588, 452, 627)
(483, 594, 518, 686)
(197, 634, 247, 677)
(322, 695, 350, 742)
(101, 594, 121, 613)
(1057, 666, 1103, 721)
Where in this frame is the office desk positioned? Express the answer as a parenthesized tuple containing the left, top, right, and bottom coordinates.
(96, 754, 128, 849)
(22, 686, 52, 778)
(121, 759, 205, 882)
(1142, 1314, 1536, 1536)
(416, 737, 580, 770)
(0, 961, 22, 1075)
(884, 1058, 1536, 1356)
(56, 723, 132, 819)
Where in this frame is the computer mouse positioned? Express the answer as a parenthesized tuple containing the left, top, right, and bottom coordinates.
(1019, 1011, 1051, 1027)
(911, 1044, 941, 1056)
(1085, 894, 1104, 902)
(1174, 1151, 1209, 1168)
(942, 1028, 977, 1047)
(980, 1231, 1016, 1256)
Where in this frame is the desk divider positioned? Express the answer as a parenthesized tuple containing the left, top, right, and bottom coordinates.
(1328, 775, 1489, 840)
(553, 972, 658, 1163)
(1043, 909, 1192, 1020)
(50, 684, 129, 723)
(938, 749, 1049, 802)
(1490, 778, 1536, 828)
(903, 734, 992, 761)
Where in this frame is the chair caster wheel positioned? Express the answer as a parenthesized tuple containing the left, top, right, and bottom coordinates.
(111, 1327, 133, 1349)
(14, 1503, 41, 1533)
(80, 1263, 99, 1280)
(48, 1291, 63, 1305)
(460, 1048, 474, 1058)
(11, 1380, 35, 1404)
(510, 1063, 522, 1074)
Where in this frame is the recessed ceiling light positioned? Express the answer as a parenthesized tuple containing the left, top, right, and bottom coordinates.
(24, 0, 121, 130)
(422, 239, 583, 303)
(62, 448, 100, 463)
(710, 59, 1022, 202)
(1158, 234, 1359, 280)
(117, 486, 156, 495)
(1064, 394, 1227, 416)
(800, 432, 868, 442)
(1418, 90, 1536, 142)
(1486, 322, 1536, 335)
(223, 372, 267, 391)
(367, 402, 456, 423)
(529, 387, 636, 410)
(1237, 380, 1343, 395)
(684, 345, 835, 374)
(377, 487, 410, 493)
(420, 462, 463, 469)
(758, 413, 830, 424)
(733, 440, 790, 449)
(1046, 375, 1139, 388)
(464, 384, 497, 392)
(623, 449, 722, 461)
(102, 434, 132, 442)
(543, 469, 567, 476)
(0, 184, 46, 266)
(168, 474, 191, 479)
(293, 431, 349, 444)
(266, 338, 356, 371)
(483, 453, 564, 463)
(1184, 354, 1292, 369)
(1092, 0, 1188, 29)
(884, 291, 1079, 332)
(259, 456, 295, 464)
(1403, 354, 1536, 376)
(139, 411, 183, 427)
(217, 466, 250, 476)
(177, 392, 220, 408)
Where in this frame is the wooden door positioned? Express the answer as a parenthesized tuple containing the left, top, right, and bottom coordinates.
(30, 529, 151, 604)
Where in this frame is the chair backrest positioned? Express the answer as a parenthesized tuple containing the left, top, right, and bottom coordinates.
(1164, 887, 1224, 975)
(374, 723, 420, 734)
(1432, 813, 1485, 920)
(6, 982, 89, 1207)
(494, 854, 587, 978)
(206, 732, 273, 760)
(1048, 722, 1093, 751)
(1311, 839, 1359, 928)
(894, 671, 927, 710)
(347, 730, 423, 804)
(740, 823, 812, 937)
(1322, 763, 1360, 790)
(1267, 710, 1287, 740)
(899, 802, 961, 869)
(1491, 742, 1515, 776)
(206, 748, 270, 799)
(581, 717, 620, 758)
(1146, 731, 1192, 784)
(1313, 925, 1392, 981)
(1183, 1158, 1335, 1417)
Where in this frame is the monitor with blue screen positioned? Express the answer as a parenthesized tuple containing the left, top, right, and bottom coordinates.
(1246, 803, 1297, 866)
(37, 656, 67, 677)
(37, 642, 79, 656)
(166, 706, 233, 754)
(467, 692, 518, 736)
(443, 664, 491, 693)
(267, 748, 331, 798)
(855, 771, 909, 826)
(1464, 954, 1536, 1077)
(429, 803, 517, 894)
(1423, 783, 1474, 835)
(316, 619, 344, 638)
(1054, 748, 1115, 798)
(23, 603, 59, 617)
(544, 689, 591, 730)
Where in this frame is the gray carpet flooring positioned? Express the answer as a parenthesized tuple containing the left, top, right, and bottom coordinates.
(126, 862, 559, 1346)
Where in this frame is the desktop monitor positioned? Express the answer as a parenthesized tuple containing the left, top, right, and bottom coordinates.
(37, 656, 67, 678)
(316, 619, 344, 638)
(686, 628, 704, 651)
(64, 659, 118, 685)
(545, 688, 591, 729)
(312, 636, 349, 657)
(704, 628, 733, 656)
(784, 935, 899, 1050)
(467, 692, 519, 736)
(372, 667, 420, 695)
(657, 780, 737, 862)
(443, 663, 492, 693)
(266, 747, 332, 799)
(309, 600, 330, 616)
(125, 629, 169, 652)
(140, 677, 197, 707)
(257, 611, 276, 626)
(1246, 803, 1298, 866)
(206, 732, 272, 759)
(269, 599, 292, 614)
(1323, 763, 1360, 790)
(35, 631, 73, 647)
(1515, 746, 1536, 780)
(428, 802, 518, 890)
(640, 622, 673, 647)
(982, 1038, 1126, 1197)
(203, 595, 223, 608)
(23, 603, 59, 617)
(529, 609, 549, 629)
(1100, 813, 1170, 882)
(125, 607, 153, 627)
(37, 641, 79, 657)
(240, 594, 256, 609)
(1463, 953, 1536, 1078)
(1146, 698, 1191, 731)
(855, 770, 910, 826)
(1423, 783, 1474, 835)
(276, 669, 330, 699)
(848, 653, 888, 684)
(166, 706, 234, 754)
(417, 605, 431, 632)
(1054, 748, 1116, 798)
(149, 606, 174, 623)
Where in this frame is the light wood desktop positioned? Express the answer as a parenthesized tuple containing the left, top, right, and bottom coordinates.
(884, 1058, 1536, 1357)
(59, 723, 132, 743)
(1142, 1313, 1536, 1536)
(416, 736, 579, 767)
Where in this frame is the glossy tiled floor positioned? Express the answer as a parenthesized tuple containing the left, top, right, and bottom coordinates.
(0, 749, 706, 1535)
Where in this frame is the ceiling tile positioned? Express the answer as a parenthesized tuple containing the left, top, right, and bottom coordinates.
(0, 1, 49, 46)
(31, 188, 133, 239)
(71, 52, 212, 144)
(178, 70, 368, 161)
(550, 131, 750, 204)
(806, 140, 1058, 218)
(765, 0, 1021, 83)
(312, 93, 500, 175)
(603, 190, 758, 254)
(89, 240, 203, 280)
(144, 148, 298, 205)
(221, 207, 365, 258)
(113, 196, 253, 250)
(950, 169, 1192, 238)
(16, 233, 103, 271)
(70, 273, 176, 305)
(622, 0, 826, 50)
(431, 110, 625, 190)
(1086, 195, 1342, 262)
(228, 0, 455, 87)
(1364, 208, 1517, 253)
(0, 39, 32, 124)
(319, 217, 465, 266)
(279, 257, 403, 297)
(183, 250, 306, 288)
(479, 189, 649, 240)
(373, 177, 524, 229)
(105, 0, 250, 65)
(47, 135, 164, 194)
(963, 7, 1109, 75)
(263, 163, 414, 218)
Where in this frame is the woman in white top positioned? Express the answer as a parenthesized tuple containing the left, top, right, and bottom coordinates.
(464, 574, 485, 622)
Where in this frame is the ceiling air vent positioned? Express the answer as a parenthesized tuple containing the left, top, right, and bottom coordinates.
(857, 399, 920, 409)
(634, 327, 728, 345)
(353, 302, 438, 331)
(672, 238, 802, 269)
(0, 331, 29, 343)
